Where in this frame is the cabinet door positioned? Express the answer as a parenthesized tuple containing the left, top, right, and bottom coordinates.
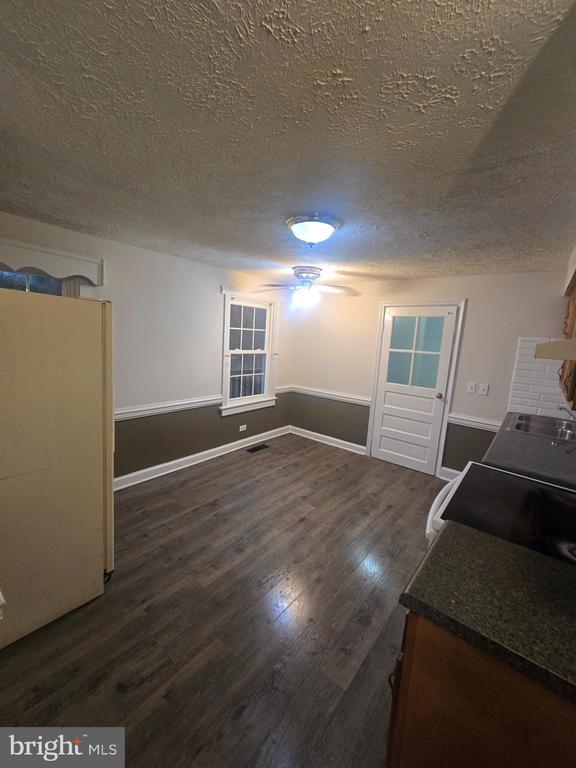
(389, 614, 576, 768)
(387, 612, 417, 767)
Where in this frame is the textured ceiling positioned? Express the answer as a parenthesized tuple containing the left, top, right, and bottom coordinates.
(1, 0, 576, 279)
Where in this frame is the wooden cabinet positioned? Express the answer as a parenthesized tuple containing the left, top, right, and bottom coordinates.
(561, 290, 576, 408)
(387, 612, 576, 768)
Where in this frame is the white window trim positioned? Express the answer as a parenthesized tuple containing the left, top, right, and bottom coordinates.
(220, 291, 278, 416)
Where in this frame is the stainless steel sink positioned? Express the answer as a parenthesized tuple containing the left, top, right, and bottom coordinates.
(507, 413, 576, 442)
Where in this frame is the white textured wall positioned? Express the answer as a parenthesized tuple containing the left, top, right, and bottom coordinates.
(0, 212, 267, 409)
(0, 212, 566, 423)
(283, 271, 566, 423)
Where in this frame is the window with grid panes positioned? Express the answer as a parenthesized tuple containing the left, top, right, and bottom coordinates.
(222, 296, 276, 414)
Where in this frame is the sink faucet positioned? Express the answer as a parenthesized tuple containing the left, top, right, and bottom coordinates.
(559, 406, 576, 422)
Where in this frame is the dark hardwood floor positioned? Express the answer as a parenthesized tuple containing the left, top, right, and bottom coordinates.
(0, 434, 443, 767)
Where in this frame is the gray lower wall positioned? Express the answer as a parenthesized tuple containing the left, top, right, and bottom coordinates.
(289, 392, 370, 446)
(115, 392, 371, 477)
(441, 423, 496, 471)
(114, 394, 291, 476)
(115, 392, 496, 478)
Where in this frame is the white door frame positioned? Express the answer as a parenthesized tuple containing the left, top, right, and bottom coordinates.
(367, 299, 467, 478)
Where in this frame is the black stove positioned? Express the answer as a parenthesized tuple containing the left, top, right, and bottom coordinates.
(441, 463, 576, 564)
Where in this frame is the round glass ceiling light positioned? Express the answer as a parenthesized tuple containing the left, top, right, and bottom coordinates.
(286, 213, 341, 245)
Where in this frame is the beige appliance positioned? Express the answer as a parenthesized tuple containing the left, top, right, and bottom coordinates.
(0, 288, 113, 650)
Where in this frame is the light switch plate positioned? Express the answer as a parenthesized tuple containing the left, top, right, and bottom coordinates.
(479, 383, 490, 396)
(466, 381, 477, 394)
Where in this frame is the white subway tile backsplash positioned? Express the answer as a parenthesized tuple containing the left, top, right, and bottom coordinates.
(508, 337, 568, 417)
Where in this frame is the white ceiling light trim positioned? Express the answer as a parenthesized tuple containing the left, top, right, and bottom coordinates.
(286, 214, 341, 245)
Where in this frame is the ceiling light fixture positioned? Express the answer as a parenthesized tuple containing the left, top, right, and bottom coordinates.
(286, 213, 341, 245)
(292, 283, 320, 310)
(291, 266, 321, 310)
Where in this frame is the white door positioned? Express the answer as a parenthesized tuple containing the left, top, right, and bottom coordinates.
(371, 305, 457, 474)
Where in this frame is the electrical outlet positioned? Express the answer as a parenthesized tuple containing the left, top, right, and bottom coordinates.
(479, 383, 490, 396)
(466, 381, 477, 394)
(239, 424, 247, 432)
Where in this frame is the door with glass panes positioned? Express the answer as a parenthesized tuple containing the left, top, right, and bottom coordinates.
(371, 305, 457, 474)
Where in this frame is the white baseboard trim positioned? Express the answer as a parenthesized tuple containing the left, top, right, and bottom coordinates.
(436, 466, 461, 482)
(114, 426, 290, 490)
(289, 426, 368, 455)
(114, 424, 368, 490)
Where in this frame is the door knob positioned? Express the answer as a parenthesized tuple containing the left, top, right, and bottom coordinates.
(435, 392, 443, 399)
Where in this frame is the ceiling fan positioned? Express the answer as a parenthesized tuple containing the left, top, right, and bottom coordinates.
(261, 266, 358, 298)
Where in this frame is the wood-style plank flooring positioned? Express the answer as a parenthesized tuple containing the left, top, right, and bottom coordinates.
(0, 434, 443, 767)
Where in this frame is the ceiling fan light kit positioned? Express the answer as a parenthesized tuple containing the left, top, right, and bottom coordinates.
(291, 283, 321, 309)
(285, 213, 341, 245)
(292, 265, 322, 283)
(262, 214, 349, 305)
(290, 265, 321, 309)
(259, 264, 356, 303)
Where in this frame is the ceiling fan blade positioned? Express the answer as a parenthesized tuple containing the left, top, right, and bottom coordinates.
(334, 269, 382, 281)
(255, 284, 296, 291)
(317, 284, 360, 296)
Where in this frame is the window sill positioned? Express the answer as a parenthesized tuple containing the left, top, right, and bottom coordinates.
(220, 397, 277, 417)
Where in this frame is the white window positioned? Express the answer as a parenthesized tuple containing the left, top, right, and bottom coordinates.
(221, 293, 277, 416)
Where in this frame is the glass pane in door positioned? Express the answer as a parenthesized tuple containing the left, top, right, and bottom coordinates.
(387, 351, 411, 384)
(391, 316, 416, 349)
(415, 317, 444, 352)
(411, 353, 440, 388)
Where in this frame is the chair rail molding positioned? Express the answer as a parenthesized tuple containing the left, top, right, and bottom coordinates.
(116, 387, 372, 421)
(115, 395, 223, 421)
(277, 385, 371, 407)
(447, 413, 501, 432)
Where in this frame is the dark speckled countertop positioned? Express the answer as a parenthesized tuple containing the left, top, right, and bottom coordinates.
(484, 411, 576, 490)
(401, 522, 576, 702)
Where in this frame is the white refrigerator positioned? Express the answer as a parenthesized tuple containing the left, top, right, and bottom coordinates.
(0, 288, 114, 650)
